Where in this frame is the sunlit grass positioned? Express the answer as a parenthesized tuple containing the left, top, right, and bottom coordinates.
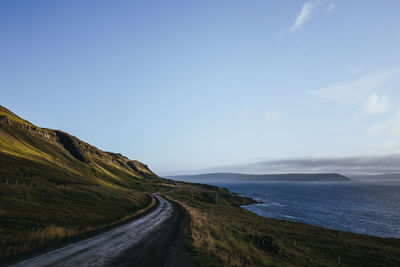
(0, 108, 174, 260)
(0, 182, 155, 259)
(0, 108, 34, 127)
(167, 182, 400, 266)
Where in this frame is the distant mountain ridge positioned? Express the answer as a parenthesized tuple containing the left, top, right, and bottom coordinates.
(171, 172, 351, 182)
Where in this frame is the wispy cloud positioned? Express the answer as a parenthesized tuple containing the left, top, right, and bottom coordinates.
(236, 107, 252, 118)
(363, 93, 391, 115)
(368, 108, 400, 136)
(348, 65, 364, 75)
(289, 2, 318, 32)
(286, 1, 336, 33)
(363, 107, 400, 155)
(309, 69, 399, 103)
(193, 155, 400, 175)
(263, 109, 280, 122)
(358, 139, 400, 156)
(327, 3, 336, 12)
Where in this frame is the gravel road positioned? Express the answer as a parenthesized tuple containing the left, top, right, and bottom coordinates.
(9, 194, 188, 267)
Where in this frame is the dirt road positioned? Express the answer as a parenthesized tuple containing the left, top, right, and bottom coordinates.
(9, 194, 192, 267)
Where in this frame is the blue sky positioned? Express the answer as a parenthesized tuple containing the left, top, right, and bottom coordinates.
(1, 1, 400, 175)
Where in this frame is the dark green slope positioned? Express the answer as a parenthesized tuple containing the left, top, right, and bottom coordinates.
(0, 105, 173, 259)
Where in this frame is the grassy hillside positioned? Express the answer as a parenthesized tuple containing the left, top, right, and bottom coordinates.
(2, 105, 400, 266)
(0, 105, 174, 259)
(166, 182, 400, 266)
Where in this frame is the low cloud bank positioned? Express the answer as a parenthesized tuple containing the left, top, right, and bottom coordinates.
(166, 155, 400, 176)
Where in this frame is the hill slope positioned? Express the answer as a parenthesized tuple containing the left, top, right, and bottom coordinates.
(167, 182, 400, 266)
(0, 105, 173, 259)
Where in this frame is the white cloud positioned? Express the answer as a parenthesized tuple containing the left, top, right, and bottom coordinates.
(363, 93, 390, 115)
(358, 140, 400, 156)
(236, 107, 252, 118)
(309, 69, 399, 103)
(263, 109, 280, 122)
(287, 1, 336, 33)
(348, 65, 364, 75)
(368, 108, 400, 136)
(364, 108, 400, 155)
(289, 2, 318, 32)
(327, 3, 336, 13)
(193, 154, 400, 175)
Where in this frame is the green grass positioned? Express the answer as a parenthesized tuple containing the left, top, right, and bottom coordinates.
(0, 148, 171, 259)
(166, 182, 400, 266)
(0, 106, 34, 127)
(0, 183, 152, 257)
(0, 150, 171, 259)
(3, 104, 400, 266)
(0, 106, 174, 260)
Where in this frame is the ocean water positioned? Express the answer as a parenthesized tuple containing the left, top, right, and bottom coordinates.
(211, 181, 400, 238)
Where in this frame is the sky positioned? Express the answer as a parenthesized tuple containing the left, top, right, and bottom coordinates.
(1, 1, 400, 175)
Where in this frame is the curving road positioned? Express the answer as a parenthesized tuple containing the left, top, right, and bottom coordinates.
(11, 194, 174, 267)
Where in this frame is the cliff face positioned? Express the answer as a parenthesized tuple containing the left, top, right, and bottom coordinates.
(0, 105, 157, 187)
(0, 105, 170, 260)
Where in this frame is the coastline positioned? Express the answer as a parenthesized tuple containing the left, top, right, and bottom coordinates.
(211, 181, 400, 239)
(167, 180, 400, 266)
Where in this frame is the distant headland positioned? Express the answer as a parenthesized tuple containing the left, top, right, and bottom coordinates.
(170, 173, 351, 182)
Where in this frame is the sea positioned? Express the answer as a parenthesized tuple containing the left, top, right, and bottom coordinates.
(210, 181, 400, 238)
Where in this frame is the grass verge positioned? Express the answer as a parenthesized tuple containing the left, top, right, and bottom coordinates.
(0, 183, 158, 260)
(166, 181, 400, 267)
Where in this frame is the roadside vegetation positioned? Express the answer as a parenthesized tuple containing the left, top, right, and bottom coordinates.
(167, 181, 400, 266)
(2, 105, 400, 266)
(0, 105, 174, 260)
(0, 182, 156, 258)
